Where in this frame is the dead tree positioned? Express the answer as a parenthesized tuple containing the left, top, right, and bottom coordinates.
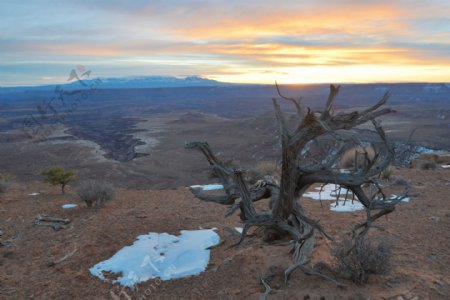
(186, 84, 406, 282)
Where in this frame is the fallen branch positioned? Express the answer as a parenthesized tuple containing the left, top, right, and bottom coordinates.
(48, 246, 78, 267)
(34, 214, 70, 231)
(35, 214, 70, 224)
(0, 240, 15, 248)
(0, 232, 20, 248)
(0, 287, 18, 295)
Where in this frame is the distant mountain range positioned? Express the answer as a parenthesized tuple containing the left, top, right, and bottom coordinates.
(0, 76, 231, 91)
(1, 78, 449, 106)
(85, 76, 229, 89)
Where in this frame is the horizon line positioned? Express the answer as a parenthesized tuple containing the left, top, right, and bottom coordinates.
(1, 75, 449, 89)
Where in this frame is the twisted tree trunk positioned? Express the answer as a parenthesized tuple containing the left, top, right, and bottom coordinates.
(186, 84, 406, 281)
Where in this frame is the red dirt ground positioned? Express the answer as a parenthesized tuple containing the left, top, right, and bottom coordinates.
(0, 168, 449, 300)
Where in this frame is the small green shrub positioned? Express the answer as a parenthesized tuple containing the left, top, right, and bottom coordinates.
(0, 173, 12, 181)
(380, 166, 393, 180)
(41, 166, 77, 194)
(332, 237, 392, 285)
(75, 180, 115, 208)
(0, 173, 12, 193)
(0, 180, 10, 193)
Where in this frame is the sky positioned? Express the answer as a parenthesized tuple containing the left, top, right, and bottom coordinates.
(1, 0, 450, 86)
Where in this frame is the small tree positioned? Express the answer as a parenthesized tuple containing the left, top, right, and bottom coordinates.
(41, 166, 76, 194)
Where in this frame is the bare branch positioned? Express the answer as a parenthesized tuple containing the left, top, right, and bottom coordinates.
(272, 98, 290, 142)
(323, 84, 341, 117)
(275, 81, 303, 117)
(189, 187, 235, 205)
(185, 141, 222, 166)
(360, 91, 391, 116)
(234, 170, 257, 219)
(352, 206, 395, 239)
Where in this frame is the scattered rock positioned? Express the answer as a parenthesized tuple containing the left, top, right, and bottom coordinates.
(433, 279, 444, 287)
(392, 175, 411, 186)
(223, 258, 232, 265)
(429, 216, 440, 222)
(409, 158, 436, 170)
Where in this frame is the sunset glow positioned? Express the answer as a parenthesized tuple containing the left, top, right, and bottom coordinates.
(1, 0, 449, 85)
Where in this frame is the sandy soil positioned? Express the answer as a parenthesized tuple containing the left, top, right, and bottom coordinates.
(0, 168, 449, 300)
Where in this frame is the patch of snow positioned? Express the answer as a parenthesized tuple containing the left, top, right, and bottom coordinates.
(330, 200, 364, 212)
(442, 165, 450, 169)
(235, 227, 243, 234)
(414, 146, 447, 155)
(190, 184, 224, 191)
(28, 192, 40, 196)
(390, 194, 410, 203)
(89, 229, 219, 287)
(62, 204, 78, 209)
(303, 184, 354, 201)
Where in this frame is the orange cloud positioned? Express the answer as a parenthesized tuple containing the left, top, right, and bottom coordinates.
(151, 3, 408, 39)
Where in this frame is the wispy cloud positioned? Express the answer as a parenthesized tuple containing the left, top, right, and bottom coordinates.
(0, 0, 449, 85)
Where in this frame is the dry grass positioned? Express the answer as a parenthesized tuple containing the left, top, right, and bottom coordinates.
(245, 160, 279, 184)
(417, 154, 450, 165)
(340, 147, 376, 170)
(391, 175, 411, 186)
(332, 237, 392, 285)
(75, 180, 115, 208)
(409, 158, 437, 170)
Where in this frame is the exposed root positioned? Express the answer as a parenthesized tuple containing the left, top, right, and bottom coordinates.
(259, 278, 272, 300)
(285, 263, 345, 287)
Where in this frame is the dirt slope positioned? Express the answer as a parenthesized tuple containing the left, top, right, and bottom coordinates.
(0, 168, 449, 300)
